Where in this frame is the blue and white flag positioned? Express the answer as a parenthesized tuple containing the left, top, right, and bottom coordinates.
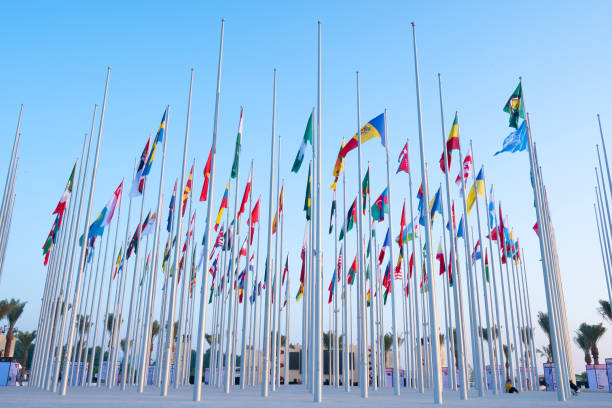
(494, 120, 527, 156)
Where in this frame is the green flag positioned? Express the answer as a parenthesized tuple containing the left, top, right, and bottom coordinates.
(362, 167, 370, 214)
(304, 166, 312, 220)
(291, 111, 313, 173)
(503, 82, 524, 129)
(231, 107, 244, 178)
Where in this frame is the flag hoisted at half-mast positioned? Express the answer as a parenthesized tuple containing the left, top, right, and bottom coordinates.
(291, 111, 313, 173)
(231, 107, 244, 178)
(304, 165, 312, 220)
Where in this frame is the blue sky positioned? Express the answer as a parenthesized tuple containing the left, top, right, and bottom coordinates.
(1, 1, 612, 373)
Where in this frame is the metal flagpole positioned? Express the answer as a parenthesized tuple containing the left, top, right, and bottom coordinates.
(596, 148, 612, 290)
(194, 18, 224, 400)
(439, 206, 455, 392)
(382, 110, 401, 395)
(595, 200, 612, 308)
(334, 191, 340, 389)
(366, 177, 378, 390)
(437, 74, 467, 397)
(314, 20, 324, 402)
(342, 172, 349, 392)
(271, 136, 281, 392)
(239, 163, 254, 389)
(51, 129, 94, 393)
(60, 68, 110, 396)
(138, 106, 170, 391)
(406, 139, 423, 393)
(354, 71, 368, 398)
(410, 22, 442, 403)
(275, 180, 285, 389)
(161, 68, 194, 396)
(518, 247, 538, 388)
(250, 219, 262, 386)
(261, 68, 278, 397)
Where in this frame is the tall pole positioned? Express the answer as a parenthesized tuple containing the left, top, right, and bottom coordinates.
(161, 68, 194, 396)
(261, 68, 277, 397)
(60, 67, 110, 396)
(410, 22, 442, 404)
(382, 110, 401, 395)
(354, 71, 368, 399)
(342, 172, 349, 392)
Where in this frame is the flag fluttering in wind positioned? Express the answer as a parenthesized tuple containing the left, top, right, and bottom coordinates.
(397, 141, 410, 174)
(471, 239, 482, 265)
(455, 146, 473, 188)
(53, 162, 76, 217)
(339, 198, 357, 241)
(247, 197, 260, 245)
(81, 182, 124, 243)
(378, 228, 390, 265)
(231, 107, 244, 179)
(167, 180, 177, 232)
(398, 202, 406, 248)
(214, 181, 230, 231)
(494, 120, 528, 156)
(328, 189, 336, 234)
(439, 112, 460, 173)
(436, 242, 445, 275)
(328, 273, 335, 304)
(338, 113, 386, 158)
(304, 166, 312, 220)
(488, 186, 496, 227)
(130, 137, 150, 197)
(238, 167, 252, 218)
(113, 246, 123, 280)
(362, 167, 370, 214)
(394, 246, 404, 280)
(291, 111, 313, 173)
(200, 147, 212, 202)
(371, 188, 389, 222)
(348, 256, 357, 285)
(141, 212, 157, 236)
(330, 139, 344, 190)
(466, 168, 485, 213)
(503, 81, 524, 129)
(484, 250, 490, 282)
(182, 162, 194, 217)
(142, 108, 167, 177)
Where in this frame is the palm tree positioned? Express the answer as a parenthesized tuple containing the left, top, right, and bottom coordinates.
(16, 331, 36, 379)
(150, 320, 160, 359)
(598, 300, 612, 323)
(579, 323, 606, 364)
(383, 332, 404, 367)
(536, 345, 553, 363)
(574, 331, 592, 365)
(106, 313, 115, 336)
(4, 299, 26, 357)
(0, 299, 10, 321)
(537, 311, 552, 362)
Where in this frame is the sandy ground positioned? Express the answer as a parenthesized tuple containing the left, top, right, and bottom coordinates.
(2, 385, 611, 407)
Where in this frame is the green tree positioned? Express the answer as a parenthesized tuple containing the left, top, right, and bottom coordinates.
(16, 331, 36, 378)
(598, 300, 612, 323)
(3, 299, 26, 356)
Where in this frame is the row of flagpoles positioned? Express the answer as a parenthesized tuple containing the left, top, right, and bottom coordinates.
(20, 19, 574, 405)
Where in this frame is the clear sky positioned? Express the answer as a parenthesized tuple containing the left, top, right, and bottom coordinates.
(1, 1, 611, 374)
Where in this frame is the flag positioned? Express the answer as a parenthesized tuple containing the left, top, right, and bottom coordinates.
(272, 211, 278, 234)
(399, 202, 406, 247)
(447, 250, 454, 286)
(488, 186, 496, 227)
(182, 162, 194, 217)
(338, 113, 386, 158)
(167, 180, 177, 232)
(282, 256, 288, 284)
(238, 169, 252, 218)
(397, 141, 410, 174)
(346, 198, 358, 232)
(53, 162, 76, 216)
(429, 187, 443, 224)
(503, 82, 524, 129)
(328, 190, 336, 234)
(439, 112, 460, 173)
(408, 251, 414, 278)
(214, 181, 230, 231)
(455, 146, 473, 188)
(142, 108, 167, 177)
(471, 239, 482, 265)
(328, 274, 335, 304)
(141, 212, 157, 236)
(229, 107, 244, 179)
(200, 147, 212, 201)
(348, 256, 357, 285)
(304, 166, 312, 220)
(296, 283, 304, 301)
(366, 289, 371, 307)
(330, 139, 344, 190)
(337, 247, 343, 281)
(291, 111, 313, 173)
(436, 242, 445, 275)
(127, 227, 139, 259)
(466, 168, 485, 213)
(247, 197, 260, 245)
(484, 250, 490, 283)
(394, 246, 404, 280)
(371, 188, 389, 222)
(533, 221, 539, 236)
(113, 246, 123, 279)
(362, 167, 370, 214)
(446, 202, 456, 232)
(494, 120, 528, 156)
(378, 228, 390, 265)
(102, 182, 123, 227)
(457, 216, 465, 238)
(129, 137, 150, 197)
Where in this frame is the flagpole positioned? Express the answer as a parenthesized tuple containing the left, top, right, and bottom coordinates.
(239, 163, 254, 389)
(275, 180, 285, 389)
(60, 67, 110, 396)
(596, 181, 612, 304)
(366, 174, 377, 390)
(595, 147, 612, 288)
(518, 246, 538, 388)
(250, 215, 262, 386)
(261, 68, 278, 397)
(410, 22, 442, 403)
(342, 171, 349, 392)
(271, 136, 281, 392)
(438, 204, 453, 392)
(333, 190, 340, 389)
(436, 74, 468, 398)
(595, 200, 612, 307)
(161, 68, 194, 396)
(51, 129, 94, 392)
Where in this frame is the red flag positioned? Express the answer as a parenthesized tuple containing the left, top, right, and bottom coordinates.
(398, 202, 406, 248)
(279, 185, 284, 213)
(409, 252, 414, 279)
(200, 147, 212, 202)
(396, 142, 410, 174)
(238, 168, 252, 217)
(533, 222, 539, 236)
(455, 147, 473, 186)
(182, 162, 194, 217)
(436, 245, 445, 275)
